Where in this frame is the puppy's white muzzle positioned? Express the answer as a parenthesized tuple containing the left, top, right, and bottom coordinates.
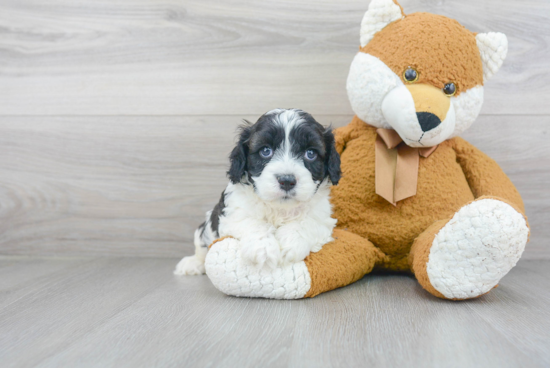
(253, 155, 317, 205)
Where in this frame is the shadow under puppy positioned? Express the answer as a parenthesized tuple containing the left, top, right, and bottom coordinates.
(175, 108, 341, 275)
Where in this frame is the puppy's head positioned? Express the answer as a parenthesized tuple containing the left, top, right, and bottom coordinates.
(228, 109, 341, 204)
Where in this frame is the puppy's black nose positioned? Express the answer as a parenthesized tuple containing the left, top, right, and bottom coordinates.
(417, 112, 442, 132)
(277, 175, 296, 191)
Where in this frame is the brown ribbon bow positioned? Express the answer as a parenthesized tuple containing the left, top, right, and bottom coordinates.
(375, 128, 438, 205)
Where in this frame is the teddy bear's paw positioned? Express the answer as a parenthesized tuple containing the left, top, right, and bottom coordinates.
(426, 198, 529, 300)
(240, 236, 281, 270)
(204, 237, 311, 299)
(173, 255, 206, 276)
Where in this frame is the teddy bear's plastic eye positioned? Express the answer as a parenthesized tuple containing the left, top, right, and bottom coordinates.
(403, 68, 418, 83)
(443, 82, 456, 96)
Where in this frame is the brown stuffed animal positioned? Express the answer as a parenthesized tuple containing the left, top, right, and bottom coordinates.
(204, 0, 530, 300)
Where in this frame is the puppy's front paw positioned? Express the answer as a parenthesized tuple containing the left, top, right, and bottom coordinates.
(174, 255, 206, 275)
(280, 241, 311, 265)
(241, 236, 281, 269)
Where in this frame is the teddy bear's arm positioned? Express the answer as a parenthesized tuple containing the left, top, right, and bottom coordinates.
(334, 116, 371, 154)
(205, 228, 386, 299)
(452, 137, 525, 213)
(334, 125, 354, 155)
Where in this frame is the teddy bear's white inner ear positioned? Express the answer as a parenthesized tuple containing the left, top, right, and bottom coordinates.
(360, 0, 404, 47)
(476, 32, 508, 82)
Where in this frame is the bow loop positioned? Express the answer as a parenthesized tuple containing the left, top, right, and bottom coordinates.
(377, 128, 403, 149)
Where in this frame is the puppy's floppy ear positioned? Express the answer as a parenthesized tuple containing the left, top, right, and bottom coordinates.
(323, 126, 341, 185)
(227, 122, 252, 184)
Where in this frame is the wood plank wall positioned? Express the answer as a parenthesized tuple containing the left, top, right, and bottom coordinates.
(1, 0, 548, 258)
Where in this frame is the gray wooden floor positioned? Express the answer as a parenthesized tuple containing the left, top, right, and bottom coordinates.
(1, 0, 550, 366)
(1, 257, 549, 368)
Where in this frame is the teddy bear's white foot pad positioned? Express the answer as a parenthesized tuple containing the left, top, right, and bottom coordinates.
(205, 238, 311, 299)
(427, 199, 529, 299)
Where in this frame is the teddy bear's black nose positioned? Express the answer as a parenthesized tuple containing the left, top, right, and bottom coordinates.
(417, 112, 442, 132)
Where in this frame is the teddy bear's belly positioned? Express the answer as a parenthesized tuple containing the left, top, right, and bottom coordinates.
(330, 135, 475, 271)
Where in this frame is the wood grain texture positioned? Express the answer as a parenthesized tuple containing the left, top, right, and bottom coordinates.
(0, 114, 548, 258)
(1, 1, 548, 365)
(0, 257, 174, 367)
(0, 0, 549, 116)
(0, 0, 548, 258)
(0, 258, 548, 367)
(0, 256, 90, 305)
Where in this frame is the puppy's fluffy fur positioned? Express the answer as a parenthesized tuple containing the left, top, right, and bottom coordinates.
(175, 109, 341, 275)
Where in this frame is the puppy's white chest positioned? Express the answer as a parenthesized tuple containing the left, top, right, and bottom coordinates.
(263, 206, 308, 228)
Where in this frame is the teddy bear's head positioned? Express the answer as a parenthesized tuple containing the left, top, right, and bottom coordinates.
(347, 0, 507, 147)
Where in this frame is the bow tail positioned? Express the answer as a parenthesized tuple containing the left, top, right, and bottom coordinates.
(394, 145, 419, 202)
(375, 135, 398, 205)
(375, 136, 419, 205)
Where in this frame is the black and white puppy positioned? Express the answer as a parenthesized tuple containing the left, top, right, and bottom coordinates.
(174, 109, 341, 275)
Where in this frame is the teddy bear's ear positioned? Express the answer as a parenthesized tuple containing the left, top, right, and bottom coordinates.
(360, 0, 404, 48)
(476, 32, 508, 82)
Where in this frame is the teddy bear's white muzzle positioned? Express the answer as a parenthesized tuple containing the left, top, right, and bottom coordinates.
(381, 84, 456, 148)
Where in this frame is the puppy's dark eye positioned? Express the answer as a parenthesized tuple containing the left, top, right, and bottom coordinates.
(403, 68, 418, 83)
(443, 82, 456, 96)
(259, 146, 273, 158)
(304, 149, 317, 161)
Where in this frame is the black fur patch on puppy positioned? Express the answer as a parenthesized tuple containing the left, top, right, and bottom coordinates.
(209, 190, 226, 237)
(288, 112, 341, 185)
(228, 124, 252, 184)
(323, 126, 341, 185)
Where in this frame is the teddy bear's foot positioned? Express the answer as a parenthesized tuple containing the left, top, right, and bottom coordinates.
(410, 197, 529, 300)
